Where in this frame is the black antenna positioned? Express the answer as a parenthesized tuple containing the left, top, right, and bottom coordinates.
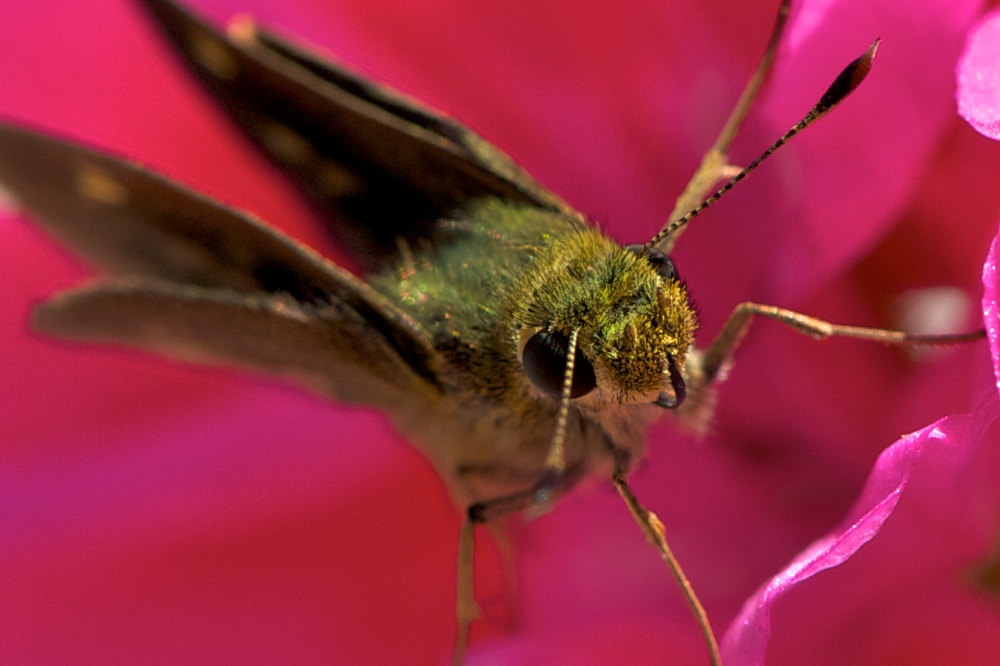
(645, 38, 881, 253)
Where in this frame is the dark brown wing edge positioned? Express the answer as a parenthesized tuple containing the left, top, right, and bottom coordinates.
(134, 0, 578, 269)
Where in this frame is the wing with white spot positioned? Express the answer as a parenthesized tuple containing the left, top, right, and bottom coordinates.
(136, 0, 578, 270)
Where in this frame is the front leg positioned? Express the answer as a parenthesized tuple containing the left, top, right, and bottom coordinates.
(700, 301, 986, 386)
(609, 448, 722, 666)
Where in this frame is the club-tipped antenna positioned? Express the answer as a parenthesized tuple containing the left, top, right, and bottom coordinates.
(660, 0, 791, 254)
(645, 38, 881, 253)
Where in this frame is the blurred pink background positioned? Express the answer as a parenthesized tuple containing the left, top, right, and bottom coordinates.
(2, 0, 999, 663)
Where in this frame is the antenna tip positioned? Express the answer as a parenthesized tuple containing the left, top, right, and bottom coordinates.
(868, 38, 882, 59)
(816, 37, 881, 112)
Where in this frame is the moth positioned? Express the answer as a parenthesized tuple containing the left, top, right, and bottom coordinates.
(0, 0, 984, 664)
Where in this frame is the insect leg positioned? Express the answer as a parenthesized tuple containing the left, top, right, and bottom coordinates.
(610, 449, 721, 666)
(452, 468, 583, 664)
(701, 301, 987, 385)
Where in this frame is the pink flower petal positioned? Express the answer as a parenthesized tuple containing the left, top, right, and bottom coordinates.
(958, 10, 1000, 140)
(983, 226, 1000, 390)
(720, 221, 1000, 665)
(722, 397, 1000, 665)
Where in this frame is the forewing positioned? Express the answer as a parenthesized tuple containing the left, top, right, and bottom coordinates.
(0, 122, 334, 297)
(136, 0, 578, 269)
(0, 121, 444, 396)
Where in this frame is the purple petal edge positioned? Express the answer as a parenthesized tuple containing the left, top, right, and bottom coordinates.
(957, 10, 1000, 140)
(720, 223, 1000, 666)
(984, 227, 1000, 392)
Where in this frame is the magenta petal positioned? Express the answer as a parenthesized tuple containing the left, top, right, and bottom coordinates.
(721, 219, 1000, 666)
(720, 394, 1000, 666)
(753, 0, 982, 297)
(721, 218, 1000, 664)
(957, 11, 1000, 140)
(983, 225, 1000, 391)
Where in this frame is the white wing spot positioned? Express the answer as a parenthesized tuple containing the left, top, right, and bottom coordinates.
(227, 15, 259, 46)
(75, 163, 128, 205)
(261, 123, 362, 196)
(190, 30, 237, 80)
(262, 123, 312, 164)
(317, 161, 364, 198)
(0, 181, 19, 215)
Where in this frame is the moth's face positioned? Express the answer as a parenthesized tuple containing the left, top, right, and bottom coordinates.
(516, 244, 697, 407)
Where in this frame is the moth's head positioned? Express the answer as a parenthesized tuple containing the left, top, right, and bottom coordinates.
(516, 238, 697, 408)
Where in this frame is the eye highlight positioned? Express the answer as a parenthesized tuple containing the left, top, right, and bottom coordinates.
(522, 329, 597, 399)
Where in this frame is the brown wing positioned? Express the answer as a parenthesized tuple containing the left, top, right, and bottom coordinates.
(34, 280, 433, 407)
(135, 0, 579, 270)
(0, 122, 444, 398)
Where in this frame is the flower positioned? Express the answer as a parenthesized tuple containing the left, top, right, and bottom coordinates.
(958, 8, 1000, 140)
(1, 0, 998, 664)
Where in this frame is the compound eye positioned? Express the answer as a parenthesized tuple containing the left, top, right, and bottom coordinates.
(626, 244, 679, 281)
(522, 330, 597, 399)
